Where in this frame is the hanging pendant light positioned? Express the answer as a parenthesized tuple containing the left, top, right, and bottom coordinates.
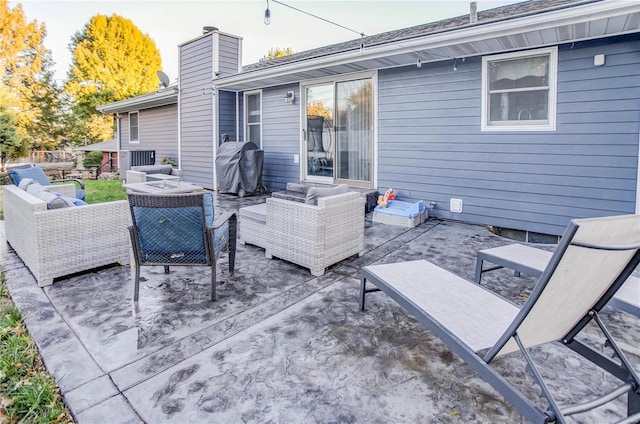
(264, 0, 271, 25)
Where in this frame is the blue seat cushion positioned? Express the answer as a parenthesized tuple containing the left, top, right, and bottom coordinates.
(133, 193, 228, 264)
(75, 189, 86, 201)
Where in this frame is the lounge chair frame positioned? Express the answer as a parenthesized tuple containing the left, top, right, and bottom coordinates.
(360, 216, 640, 423)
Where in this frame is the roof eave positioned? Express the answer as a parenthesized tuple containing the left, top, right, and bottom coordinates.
(97, 89, 178, 114)
(214, 0, 640, 91)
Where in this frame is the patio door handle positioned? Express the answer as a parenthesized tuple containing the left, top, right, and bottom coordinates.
(302, 129, 306, 141)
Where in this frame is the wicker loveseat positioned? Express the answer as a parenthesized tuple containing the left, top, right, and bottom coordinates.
(3, 184, 131, 287)
(265, 191, 365, 276)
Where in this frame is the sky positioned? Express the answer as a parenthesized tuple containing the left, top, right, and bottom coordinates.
(13, 0, 516, 84)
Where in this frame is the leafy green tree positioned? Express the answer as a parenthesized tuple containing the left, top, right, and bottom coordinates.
(260, 47, 294, 62)
(24, 52, 66, 151)
(65, 14, 162, 144)
(0, 108, 28, 171)
(0, 0, 58, 148)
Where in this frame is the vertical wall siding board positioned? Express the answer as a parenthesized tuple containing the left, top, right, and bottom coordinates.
(377, 39, 639, 235)
(261, 84, 300, 191)
(179, 35, 215, 188)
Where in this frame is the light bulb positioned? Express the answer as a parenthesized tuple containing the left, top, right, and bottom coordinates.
(453, 61, 458, 71)
(416, 58, 422, 68)
(264, 8, 271, 25)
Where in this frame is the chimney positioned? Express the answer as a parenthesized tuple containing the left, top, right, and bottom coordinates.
(470, 2, 477, 24)
(202, 26, 218, 34)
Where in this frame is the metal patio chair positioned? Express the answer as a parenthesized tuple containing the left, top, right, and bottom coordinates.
(360, 214, 640, 423)
(127, 192, 237, 301)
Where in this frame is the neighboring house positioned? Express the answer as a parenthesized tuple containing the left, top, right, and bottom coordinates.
(96, 83, 179, 172)
(99, 0, 640, 237)
(81, 139, 118, 173)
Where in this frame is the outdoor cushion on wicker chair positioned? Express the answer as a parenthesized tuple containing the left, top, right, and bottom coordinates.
(360, 214, 640, 423)
(8, 164, 86, 200)
(127, 192, 237, 301)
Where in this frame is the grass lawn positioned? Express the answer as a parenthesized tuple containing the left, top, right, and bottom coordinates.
(0, 273, 74, 423)
(0, 179, 126, 423)
(83, 179, 127, 203)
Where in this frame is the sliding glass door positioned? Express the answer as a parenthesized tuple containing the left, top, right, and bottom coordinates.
(303, 74, 374, 187)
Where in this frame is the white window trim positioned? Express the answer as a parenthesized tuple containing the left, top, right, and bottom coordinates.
(481, 46, 557, 132)
(243, 90, 262, 148)
(129, 111, 140, 143)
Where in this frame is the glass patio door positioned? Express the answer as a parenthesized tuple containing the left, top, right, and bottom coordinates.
(335, 78, 373, 185)
(303, 76, 373, 187)
(304, 83, 334, 180)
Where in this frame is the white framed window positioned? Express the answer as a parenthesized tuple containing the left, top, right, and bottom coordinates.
(244, 91, 261, 146)
(481, 47, 557, 131)
(129, 111, 139, 142)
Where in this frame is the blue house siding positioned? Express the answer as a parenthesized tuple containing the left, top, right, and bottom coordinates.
(179, 33, 215, 188)
(218, 90, 237, 141)
(260, 84, 300, 192)
(377, 37, 639, 235)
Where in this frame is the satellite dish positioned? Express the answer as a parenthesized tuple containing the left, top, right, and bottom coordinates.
(157, 71, 171, 89)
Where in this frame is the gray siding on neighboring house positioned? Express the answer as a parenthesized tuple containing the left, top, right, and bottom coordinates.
(179, 34, 215, 188)
(377, 37, 640, 236)
(218, 90, 237, 141)
(217, 33, 241, 77)
(138, 104, 179, 162)
(261, 84, 300, 192)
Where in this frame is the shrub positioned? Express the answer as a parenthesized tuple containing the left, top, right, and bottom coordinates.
(83, 151, 103, 167)
(161, 157, 178, 168)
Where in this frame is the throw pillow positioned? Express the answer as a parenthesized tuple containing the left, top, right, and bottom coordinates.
(25, 182, 75, 209)
(18, 177, 35, 191)
(53, 192, 87, 207)
(8, 166, 50, 186)
(305, 184, 349, 205)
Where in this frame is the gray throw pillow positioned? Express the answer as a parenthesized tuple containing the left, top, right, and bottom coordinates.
(18, 177, 35, 191)
(26, 182, 74, 209)
(305, 184, 349, 205)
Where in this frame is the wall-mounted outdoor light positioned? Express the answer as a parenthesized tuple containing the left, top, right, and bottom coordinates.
(284, 91, 295, 104)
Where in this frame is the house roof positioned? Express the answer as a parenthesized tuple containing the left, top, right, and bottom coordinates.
(96, 84, 178, 114)
(214, 0, 640, 91)
(80, 139, 118, 152)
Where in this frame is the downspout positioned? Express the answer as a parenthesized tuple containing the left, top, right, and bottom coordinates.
(236, 91, 239, 142)
(636, 130, 640, 214)
(212, 87, 218, 191)
(116, 114, 121, 173)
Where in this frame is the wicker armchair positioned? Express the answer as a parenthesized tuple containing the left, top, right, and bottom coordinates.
(2, 185, 130, 287)
(265, 191, 365, 276)
(127, 193, 237, 301)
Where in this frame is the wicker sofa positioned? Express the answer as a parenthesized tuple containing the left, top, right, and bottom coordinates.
(125, 165, 181, 183)
(265, 191, 365, 276)
(3, 184, 131, 287)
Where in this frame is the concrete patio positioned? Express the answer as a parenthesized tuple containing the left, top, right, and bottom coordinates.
(1, 192, 638, 423)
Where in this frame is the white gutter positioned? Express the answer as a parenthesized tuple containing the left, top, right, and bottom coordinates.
(97, 89, 178, 113)
(214, 0, 640, 89)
